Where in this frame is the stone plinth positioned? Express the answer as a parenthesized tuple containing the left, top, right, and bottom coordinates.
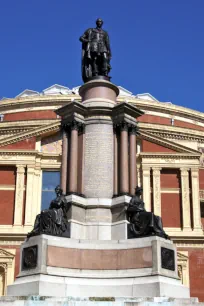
(8, 235, 189, 298)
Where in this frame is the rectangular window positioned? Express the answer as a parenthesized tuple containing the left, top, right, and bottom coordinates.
(41, 171, 60, 210)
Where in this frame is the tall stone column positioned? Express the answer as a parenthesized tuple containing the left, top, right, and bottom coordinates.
(129, 126, 137, 196)
(113, 126, 118, 197)
(14, 165, 25, 226)
(142, 166, 151, 212)
(191, 168, 202, 230)
(61, 129, 69, 194)
(180, 168, 191, 230)
(25, 166, 35, 226)
(152, 167, 161, 216)
(68, 121, 79, 194)
(119, 122, 129, 195)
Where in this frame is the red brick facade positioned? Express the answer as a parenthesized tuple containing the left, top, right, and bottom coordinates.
(178, 248, 204, 302)
(4, 110, 57, 121)
(142, 139, 176, 153)
(2, 137, 36, 150)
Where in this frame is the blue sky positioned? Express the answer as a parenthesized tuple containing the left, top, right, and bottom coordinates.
(0, 0, 203, 112)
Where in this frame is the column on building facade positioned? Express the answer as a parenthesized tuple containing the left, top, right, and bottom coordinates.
(191, 168, 202, 230)
(152, 167, 161, 216)
(119, 122, 129, 195)
(32, 169, 42, 222)
(142, 166, 151, 212)
(25, 166, 35, 226)
(129, 126, 137, 196)
(68, 121, 79, 194)
(180, 168, 191, 230)
(14, 165, 25, 226)
(61, 128, 69, 194)
(113, 126, 118, 197)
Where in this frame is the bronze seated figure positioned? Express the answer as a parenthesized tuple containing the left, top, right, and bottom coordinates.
(27, 185, 70, 238)
(127, 186, 169, 239)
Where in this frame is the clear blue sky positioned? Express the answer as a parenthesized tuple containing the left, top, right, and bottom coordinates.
(0, 0, 204, 112)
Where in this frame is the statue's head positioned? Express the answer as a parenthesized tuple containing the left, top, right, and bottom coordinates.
(135, 186, 143, 195)
(96, 18, 103, 28)
(55, 185, 62, 195)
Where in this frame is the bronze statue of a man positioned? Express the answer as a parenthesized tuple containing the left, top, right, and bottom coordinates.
(79, 18, 112, 82)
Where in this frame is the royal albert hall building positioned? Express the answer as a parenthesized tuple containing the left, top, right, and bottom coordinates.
(0, 84, 203, 299)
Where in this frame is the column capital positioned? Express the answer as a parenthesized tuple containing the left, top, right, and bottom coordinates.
(117, 121, 129, 132)
(26, 166, 35, 174)
(62, 120, 84, 132)
(191, 168, 199, 177)
(180, 168, 190, 176)
(129, 125, 138, 135)
(16, 165, 26, 173)
(152, 167, 162, 172)
(142, 165, 151, 171)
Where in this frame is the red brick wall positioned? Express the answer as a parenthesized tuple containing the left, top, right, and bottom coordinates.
(138, 114, 171, 125)
(137, 114, 204, 132)
(0, 190, 15, 225)
(0, 167, 16, 225)
(178, 248, 204, 302)
(2, 137, 36, 150)
(199, 169, 204, 190)
(4, 110, 57, 121)
(174, 120, 204, 132)
(0, 166, 16, 185)
(161, 169, 181, 188)
(142, 139, 175, 153)
(161, 193, 182, 227)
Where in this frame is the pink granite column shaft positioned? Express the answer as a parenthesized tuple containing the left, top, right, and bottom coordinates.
(129, 126, 137, 195)
(68, 121, 79, 193)
(61, 129, 68, 194)
(113, 127, 118, 196)
(119, 122, 129, 195)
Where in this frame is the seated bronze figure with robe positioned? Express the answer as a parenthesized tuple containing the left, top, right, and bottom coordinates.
(127, 186, 169, 239)
(27, 185, 70, 238)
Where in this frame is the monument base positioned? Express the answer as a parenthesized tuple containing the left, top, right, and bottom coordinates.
(8, 235, 190, 299)
(8, 273, 189, 298)
(0, 297, 202, 306)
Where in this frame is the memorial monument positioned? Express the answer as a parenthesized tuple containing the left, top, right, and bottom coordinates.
(4, 19, 202, 306)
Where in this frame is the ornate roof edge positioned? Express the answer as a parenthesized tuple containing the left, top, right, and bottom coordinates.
(139, 123, 204, 142)
(140, 130, 200, 154)
(0, 94, 203, 123)
(0, 122, 60, 148)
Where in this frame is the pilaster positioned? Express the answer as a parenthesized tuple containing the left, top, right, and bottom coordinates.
(142, 166, 151, 212)
(191, 168, 202, 231)
(152, 167, 161, 216)
(14, 165, 25, 226)
(25, 167, 35, 226)
(180, 168, 191, 231)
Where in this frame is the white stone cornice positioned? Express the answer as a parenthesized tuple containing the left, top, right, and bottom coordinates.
(140, 152, 200, 159)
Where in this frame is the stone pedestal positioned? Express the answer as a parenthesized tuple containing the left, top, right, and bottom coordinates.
(8, 235, 189, 298)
